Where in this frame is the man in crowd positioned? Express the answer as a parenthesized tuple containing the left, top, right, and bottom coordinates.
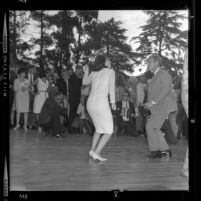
(27, 66, 38, 129)
(135, 74, 147, 136)
(52, 71, 60, 87)
(115, 91, 139, 137)
(38, 86, 67, 138)
(55, 68, 70, 127)
(143, 54, 177, 158)
(68, 65, 83, 133)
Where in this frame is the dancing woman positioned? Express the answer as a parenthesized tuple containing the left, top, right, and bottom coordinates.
(82, 55, 116, 162)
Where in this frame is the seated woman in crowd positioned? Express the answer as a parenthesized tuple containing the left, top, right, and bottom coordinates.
(115, 91, 139, 137)
(38, 87, 67, 138)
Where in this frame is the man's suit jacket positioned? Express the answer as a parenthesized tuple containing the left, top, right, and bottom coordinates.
(115, 101, 135, 123)
(148, 68, 177, 115)
(68, 73, 82, 103)
(55, 78, 67, 96)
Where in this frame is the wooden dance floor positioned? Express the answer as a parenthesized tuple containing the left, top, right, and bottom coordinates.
(9, 129, 188, 191)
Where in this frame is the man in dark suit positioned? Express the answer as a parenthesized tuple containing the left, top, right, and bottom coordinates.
(68, 65, 83, 133)
(56, 69, 68, 96)
(143, 54, 177, 158)
(55, 69, 70, 127)
(115, 91, 139, 137)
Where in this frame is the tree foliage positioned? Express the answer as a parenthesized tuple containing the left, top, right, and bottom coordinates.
(9, 10, 188, 76)
(9, 10, 31, 63)
(29, 10, 55, 68)
(83, 18, 137, 72)
(72, 10, 98, 65)
(131, 10, 188, 75)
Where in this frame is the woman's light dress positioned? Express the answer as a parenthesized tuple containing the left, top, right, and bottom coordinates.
(14, 78, 30, 113)
(33, 78, 49, 114)
(83, 68, 115, 134)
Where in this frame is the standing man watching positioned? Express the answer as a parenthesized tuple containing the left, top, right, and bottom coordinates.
(143, 54, 177, 158)
(68, 65, 83, 133)
(135, 74, 147, 136)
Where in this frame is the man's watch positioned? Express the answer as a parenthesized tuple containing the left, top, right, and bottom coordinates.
(151, 100, 157, 105)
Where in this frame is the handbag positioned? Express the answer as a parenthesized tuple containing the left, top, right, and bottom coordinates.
(138, 105, 151, 118)
(81, 84, 91, 96)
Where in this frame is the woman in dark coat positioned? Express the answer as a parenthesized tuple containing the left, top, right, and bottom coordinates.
(38, 87, 66, 137)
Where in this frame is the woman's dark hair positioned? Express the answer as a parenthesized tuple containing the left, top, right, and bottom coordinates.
(38, 70, 47, 78)
(88, 61, 94, 73)
(18, 67, 27, 75)
(92, 55, 107, 72)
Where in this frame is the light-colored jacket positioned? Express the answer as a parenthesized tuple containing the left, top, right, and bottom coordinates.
(148, 68, 177, 115)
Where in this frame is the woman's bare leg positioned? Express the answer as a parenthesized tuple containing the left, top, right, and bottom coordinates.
(91, 132, 102, 152)
(24, 112, 28, 128)
(94, 134, 112, 156)
(10, 111, 15, 125)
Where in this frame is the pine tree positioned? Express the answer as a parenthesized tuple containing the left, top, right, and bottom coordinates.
(84, 18, 137, 73)
(131, 10, 188, 75)
(72, 10, 98, 64)
(9, 10, 31, 65)
(45, 10, 77, 71)
(30, 10, 54, 69)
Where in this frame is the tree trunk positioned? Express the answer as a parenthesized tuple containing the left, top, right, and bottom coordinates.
(13, 11, 17, 64)
(106, 43, 109, 56)
(76, 31, 81, 64)
(106, 37, 109, 56)
(76, 17, 82, 65)
(60, 49, 63, 68)
(40, 11, 44, 69)
(158, 17, 164, 56)
(158, 30, 163, 56)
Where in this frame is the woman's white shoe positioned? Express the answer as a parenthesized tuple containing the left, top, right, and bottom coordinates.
(92, 152, 107, 162)
(89, 150, 94, 157)
(13, 125, 20, 130)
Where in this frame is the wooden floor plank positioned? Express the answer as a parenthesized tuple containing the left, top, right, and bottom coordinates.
(9, 129, 188, 191)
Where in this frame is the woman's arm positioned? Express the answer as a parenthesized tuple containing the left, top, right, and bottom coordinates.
(82, 65, 92, 85)
(29, 79, 38, 87)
